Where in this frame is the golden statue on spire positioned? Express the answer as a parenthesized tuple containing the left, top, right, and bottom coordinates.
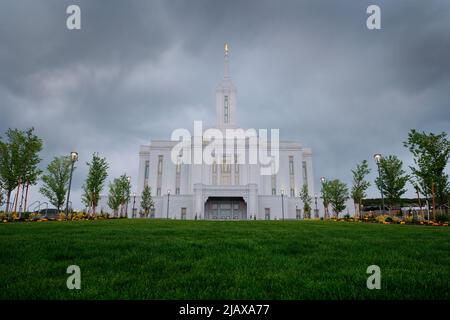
(224, 43, 229, 56)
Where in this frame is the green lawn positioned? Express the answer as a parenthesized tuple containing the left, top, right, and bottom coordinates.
(0, 219, 449, 300)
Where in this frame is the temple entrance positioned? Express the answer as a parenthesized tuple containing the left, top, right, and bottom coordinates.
(204, 197, 247, 220)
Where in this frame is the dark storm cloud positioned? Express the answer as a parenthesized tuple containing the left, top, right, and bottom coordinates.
(1, 0, 449, 208)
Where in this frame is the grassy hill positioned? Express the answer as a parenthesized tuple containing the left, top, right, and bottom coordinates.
(0, 219, 449, 299)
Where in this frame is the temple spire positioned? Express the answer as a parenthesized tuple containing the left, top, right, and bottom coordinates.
(224, 42, 230, 79)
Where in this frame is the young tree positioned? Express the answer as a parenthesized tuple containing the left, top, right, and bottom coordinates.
(118, 174, 131, 217)
(328, 179, 349, 218)
(0, 128, 43, 215)
(321, 180, 331, 219)
(299, 184, 312, 218)
(108, 174, 131, 217)
(39, 156, 73, 212)
(404, 130, 450, 210)
(18, 128, 43, 214)
(82, 153, 109, 215)
(375, 155, 409, 212)
(351, 160, 371, 219)
(0, 129, 25, 213)
(107, 178, 122, 217)
(140, 185, 154, 218)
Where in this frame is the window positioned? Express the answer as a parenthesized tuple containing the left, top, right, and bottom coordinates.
(157, 155, 163, 194)
(224, 95, 229, 123)
(271, 174, 277, 195)
(289, 156, 294, 175)
(265, 208, 271, 220)
(176, 188, 180, 195)
(302, 161, 308, 185)
(144, 160, 150, 179)
(181, 208, 186, 220)
(156, 188, 161, 196)
(158, 155, 163, 174)
(290, 188, 295, 197)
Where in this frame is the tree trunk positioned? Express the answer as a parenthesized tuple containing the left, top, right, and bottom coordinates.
(24, 182, 30, 214)
(19, 183, 26, 218)
(14, 178, 22, 213)
(5, 191, 12, 214)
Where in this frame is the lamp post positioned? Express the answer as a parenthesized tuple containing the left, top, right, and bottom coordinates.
(65, 151, 78, 218)
(320, 177, 327, 219)
(281, 187, 285, 220)
(124, 176, 131, 218)
(132, 192, 136, 218)
(373, 153, 385, 214)
(166, 189, 171, 219)
(314, 193, 319, 219)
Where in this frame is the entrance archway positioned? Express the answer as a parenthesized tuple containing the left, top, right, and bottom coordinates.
(204, 197, 247, 220)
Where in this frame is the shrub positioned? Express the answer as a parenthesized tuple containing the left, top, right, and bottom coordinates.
(435, 214, 449, 223)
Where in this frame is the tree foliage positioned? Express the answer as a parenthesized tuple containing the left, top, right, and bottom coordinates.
(351, 160, 371, 217)
(404, 129, 450, 207)
(107, 174, 131, 217)
(0, 128, 42, 212)
(321, 180, 331, 218)
(299, 184, 312, 218)
(328, 179, 349, 217)
(39, 156, 73, 211)
(82, 153, 109, 215)
(140, 185, 154, 218)
(375, 155, 409, 209)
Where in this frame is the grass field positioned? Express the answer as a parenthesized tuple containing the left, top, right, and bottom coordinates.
(0, 219, 449, 300)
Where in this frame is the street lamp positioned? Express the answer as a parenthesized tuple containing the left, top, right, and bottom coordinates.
(314, 193, 319, 219)
(320, 177, 327, 219)
(65, 151, 78, 218)
(166, 189, 171, 219)
(373, 153, 385, 214)
(132, 192, 136, 218)
(281, 187, 285, 220)
(124, 176, 131, 218)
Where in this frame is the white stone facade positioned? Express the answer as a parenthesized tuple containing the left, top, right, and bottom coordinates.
(99, 45, 355, 219)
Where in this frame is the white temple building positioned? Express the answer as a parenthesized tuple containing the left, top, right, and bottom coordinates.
(100, 45, 336, 220)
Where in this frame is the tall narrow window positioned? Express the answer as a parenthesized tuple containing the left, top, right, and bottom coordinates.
(289, 156, 294, 175)
(234, 154, 239, 185)
(289, 156, 295, 196)
(144, 160, 149, 187)
(302, 161, 308, 186)
(224, 95, 229, 124)
(157, 155, 163, 196)
(175, 160, 181, 195)
(212, 160, 218, 185)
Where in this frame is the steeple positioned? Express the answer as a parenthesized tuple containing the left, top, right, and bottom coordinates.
(216, 43, 237, 129)
(224, 43, 230, 79)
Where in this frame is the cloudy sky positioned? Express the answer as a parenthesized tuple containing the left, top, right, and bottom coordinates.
(1, 0, 449, 209)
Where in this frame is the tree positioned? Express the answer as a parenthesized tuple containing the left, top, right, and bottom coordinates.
(140, 185, 154, 218)
(107, 174, 131, 217)
(118, 174, 131, 217)
(375, 155, 409, 212)
(0, 129, 25, 213)
(351, 160, 371, 219)
(321, 180, 331, 219)
(82, 153, 109, 215)
(404, 130, 450, 210)
(107, 178, 122, 217)
(0, 128, 43, 215)
(328, 179, 349, 218)
(17, 128, 43, 214)
(39, 156, 73, 211)
(299, 184, 312, 218)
